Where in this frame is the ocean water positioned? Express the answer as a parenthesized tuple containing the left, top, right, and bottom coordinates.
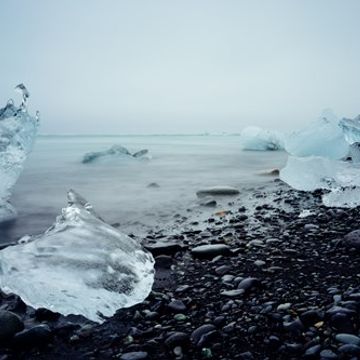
(1, 135, 287, 243)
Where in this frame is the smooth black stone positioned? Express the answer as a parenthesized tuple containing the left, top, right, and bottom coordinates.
(299, 309, 323, 327)
(167, 300, 186, 313)
(34, 308, 60, 322)
(304, 344, 321, 358)
(338, 344, 360, 355)
(238, 351, 254, 359)
(145, 242, 184, 256)
(190, 324, 216, 346)
(330, 313, 355, 333)
(215, 265, 232, 276)
(0, 311, 24, 341)
(267, 335, 281, 351)
(164, 332, 188, 347)
(213, 316, 226, 327)
(13, 324, 52, 349)
(344, 230, 360, 250)
(237, 277, 260, 292)
(154, 255, 173, 269)
(319, 349, 338, 359)
(120, 352, 148, 360)
(191, 244, 231, 259)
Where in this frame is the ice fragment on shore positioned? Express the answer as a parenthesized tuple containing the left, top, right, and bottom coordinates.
(284, 110, 349, 160)
(279, 156, 355, 192)
(280, 155, 360, 207)
(298, 209, 315, 218)
(0, 85, 39, 223)
(0, 190, 155, 323)
(240, 126, 284, 151)
(82, 145, 150, 164)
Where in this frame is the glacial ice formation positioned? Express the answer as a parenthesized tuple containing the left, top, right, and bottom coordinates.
(280, 156, 358, 192)
(339, 115, 360, 145)
(0, 190, 155, 323)
(82, 145, 150, 164)
(240, 126, 284, 151)
(280, 112, 360, 207)
(284, 110, 349, 160)
(0, 85, 39, 223)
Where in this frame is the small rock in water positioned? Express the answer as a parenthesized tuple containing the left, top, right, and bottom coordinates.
(258, 169, 280, 176)
(147, 182, 160, 188)
(196, 186, 240, 197)
(198, 196, 217, 207)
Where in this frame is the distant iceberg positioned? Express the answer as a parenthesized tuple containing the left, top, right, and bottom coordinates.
(0, 190, 155, 323)
(82, 145, 150, 164)
(0, 85, 39, 223)
(280, 111, 360, 207)
(240, 126, 284, 151)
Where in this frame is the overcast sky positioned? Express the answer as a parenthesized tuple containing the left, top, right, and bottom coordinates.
(1, 0, 359, 134)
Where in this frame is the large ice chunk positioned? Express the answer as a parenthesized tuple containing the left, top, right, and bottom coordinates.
(0, 190, 155, 323)
(280, 155, 360, 207)
(240, 126, 284, 151)
(0, 85, 39, 223)
(284, 110, 349, 159)
(279, 156, 359, 192)
(82, 145, 150, 164)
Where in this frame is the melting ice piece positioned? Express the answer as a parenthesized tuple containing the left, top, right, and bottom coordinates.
(279, 156, 359, 192)
(339, 115, 360, 145)
(0, 85, 39, 223)
(0, 190, 155, 323)
(280, 155, 360, 207)
(322, 187, 360, 208)
(298, 209, 315, 218)
(240, 126, 284, 151)
(82, 145, 150, 164)
(14, 83, 30, 109)
(339, 115, 360, 163)
(284, 110, 349, 159)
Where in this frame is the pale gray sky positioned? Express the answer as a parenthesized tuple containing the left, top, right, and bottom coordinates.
(1, 0, 359, 134)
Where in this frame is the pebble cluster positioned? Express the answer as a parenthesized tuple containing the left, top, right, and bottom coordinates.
(1, 181, 360, 359)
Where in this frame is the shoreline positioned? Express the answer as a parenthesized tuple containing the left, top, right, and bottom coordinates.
(1, 180, 360, 359)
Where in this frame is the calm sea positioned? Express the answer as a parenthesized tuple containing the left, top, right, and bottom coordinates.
(1, 135, 287, 243)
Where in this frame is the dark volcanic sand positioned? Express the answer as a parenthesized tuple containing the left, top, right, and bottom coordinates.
(1, 180, 360, 360)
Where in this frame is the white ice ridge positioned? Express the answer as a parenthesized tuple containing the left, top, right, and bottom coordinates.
(280, 110, 360, 207)
(0, 190, 155, 323)
(82, 145, 150, 164)
(0, 84, 39, 223)
(240, 126, 284, 151)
